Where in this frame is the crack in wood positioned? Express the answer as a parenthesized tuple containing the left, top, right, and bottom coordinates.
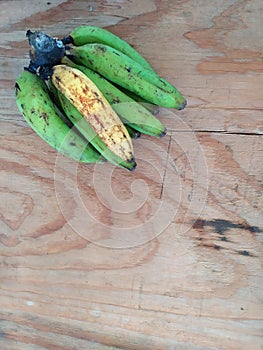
(159, 133, 172, 199)
(169, 129, 263, 136)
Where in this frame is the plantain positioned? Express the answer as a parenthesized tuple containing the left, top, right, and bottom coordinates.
(48, 76, 141, 140)
(56, 89, 137, 170)
(69, 43, 186, 110)
(62, 25, 155, 72)
(51, 64, 136, 171)
(15, 69, 104, 163)
(61, 56, 166, 137)
(112, 85, 160, 116)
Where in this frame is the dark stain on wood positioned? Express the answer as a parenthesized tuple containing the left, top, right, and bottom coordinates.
(192, 218, 261, 256)
(193, 218, 262, 235)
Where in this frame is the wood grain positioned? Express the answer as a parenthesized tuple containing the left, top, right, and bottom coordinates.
(0, 1, 262, 349)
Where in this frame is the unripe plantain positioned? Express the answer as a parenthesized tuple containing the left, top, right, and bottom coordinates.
(51, 64, 136, 170)
(69, 43, 186, 110)
(15, 70, 103, 163)
(62, 25, 155, 72)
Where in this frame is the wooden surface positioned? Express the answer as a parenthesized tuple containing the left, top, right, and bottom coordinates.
(1, 1, 263, 349)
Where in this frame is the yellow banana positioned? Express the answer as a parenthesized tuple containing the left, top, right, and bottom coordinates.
(51, 64, 136, 170)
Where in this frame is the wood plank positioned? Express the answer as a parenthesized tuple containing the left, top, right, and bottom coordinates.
(0, 0, 262, 349)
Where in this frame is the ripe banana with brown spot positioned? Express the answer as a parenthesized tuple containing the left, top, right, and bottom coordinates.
(51, 64, 136, 171)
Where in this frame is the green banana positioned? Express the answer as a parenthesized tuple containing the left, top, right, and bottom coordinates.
(62, 25, 155, 72)
(47, 78, 64, 110)
(61, 56, 166, 137)
(46, 78, 75, 129)
(112, 85, 160, 116)
(69, 43, 186, 110)
(51, 64, 136, 171)
(15, 70, 104, 163)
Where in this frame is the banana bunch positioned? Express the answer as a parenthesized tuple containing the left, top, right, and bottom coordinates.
(15, 25, 187, 171)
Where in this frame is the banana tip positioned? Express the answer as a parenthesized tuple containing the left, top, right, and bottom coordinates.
(160, 129, 167, 138)
(129, 161, 137, 171)
(178, 100, 187, 110)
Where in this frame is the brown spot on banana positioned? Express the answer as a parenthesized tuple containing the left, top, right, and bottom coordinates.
(40, 112, 49, 125)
